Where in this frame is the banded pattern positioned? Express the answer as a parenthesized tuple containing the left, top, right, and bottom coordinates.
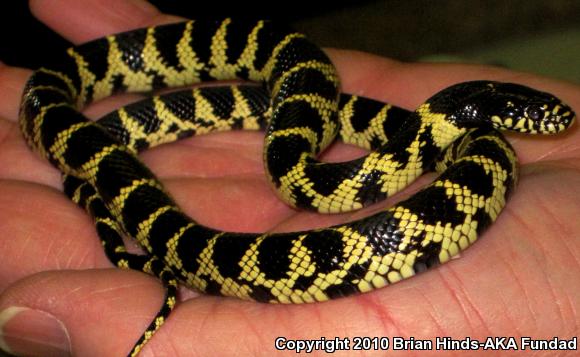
(96, 85, 415, 152)
(19, 19, 575, 356)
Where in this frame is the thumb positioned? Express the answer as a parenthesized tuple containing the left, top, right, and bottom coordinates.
(0, 269, 165, 356)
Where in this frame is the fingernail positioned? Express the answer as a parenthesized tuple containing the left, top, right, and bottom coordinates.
(0, 307, 71, 357)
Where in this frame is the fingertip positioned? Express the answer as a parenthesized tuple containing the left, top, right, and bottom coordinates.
(30, 0, 182, 43)
(0, 64, 32, 121)
(325, 48, 439, 108)
(326, 48, 580, 110)
(0, 270, 166, 356)
(0, 306, 71, 357)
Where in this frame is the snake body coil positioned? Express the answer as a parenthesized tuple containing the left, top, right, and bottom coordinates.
(19, 19, 575, 356)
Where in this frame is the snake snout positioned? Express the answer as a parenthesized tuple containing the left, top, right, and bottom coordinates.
(549, 102, 576, 131)
(533, 100, 576, 134)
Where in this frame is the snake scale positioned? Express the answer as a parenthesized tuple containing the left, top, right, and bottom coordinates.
(18, 19, 575, 355)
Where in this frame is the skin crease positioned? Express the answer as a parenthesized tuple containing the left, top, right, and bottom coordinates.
(0, 0, 579, 355)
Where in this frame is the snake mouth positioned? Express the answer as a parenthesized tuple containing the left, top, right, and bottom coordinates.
(541, 104, 576, 134)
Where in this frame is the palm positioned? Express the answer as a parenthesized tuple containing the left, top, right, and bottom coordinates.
(1, 1, 579, 355)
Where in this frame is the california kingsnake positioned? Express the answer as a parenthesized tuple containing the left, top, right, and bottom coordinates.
(19, 19, 575, 356)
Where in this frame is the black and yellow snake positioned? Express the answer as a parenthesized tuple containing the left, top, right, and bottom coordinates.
(18, 19, 575, 356)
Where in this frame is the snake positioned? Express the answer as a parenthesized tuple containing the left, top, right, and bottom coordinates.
(18, 19, 575, 356)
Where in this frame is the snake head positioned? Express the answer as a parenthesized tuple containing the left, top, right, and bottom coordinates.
(485, 82, 576, 134)
(442, 81, 576, 134)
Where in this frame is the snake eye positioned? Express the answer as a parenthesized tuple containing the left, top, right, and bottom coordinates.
(526, 105, 543, 121)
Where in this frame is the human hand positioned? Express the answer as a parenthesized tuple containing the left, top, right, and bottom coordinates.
(1, 0, 579, 355)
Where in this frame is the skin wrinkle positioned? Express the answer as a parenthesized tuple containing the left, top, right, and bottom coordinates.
(409, 280, 450, 336)
(564, 293, 580, 337)
(530, 187, 579, 330)
(143, 327, 179, 357)
(541, 272, 567, 336)
(534, 202, 573, 240)
(326, 306, 366, 351)
(113, 287, 166, 331)
(533, 179, 580, 238)
(533, 141, 577, 163)
(44, 211, 97, 269)
(190, 300, 216, 349)
(202, 312, 251, 356)
(501, 206, 544, 262)
(233, 307, 267, 356)
(515, 132, 580, 164)
(275, 304, 313, 340)
(208, 304, 268, 356)
(522, 185, 573, 264)
(2, 234, 34, 288)
(43, 212, 100, 269)
(557, 232, 580, 278)
(536, 144, 564, 162)
(494, 246, 536, 335)
(246, 330, 271, 357)
(433, 265, 484, 335)
(275, 305, 310, 336)
(494, 286, 520, 336)
(86, 280, 143, 299)
(70, 239, 100, 270)
(502, 204, 571, 333)
(499, 204, 562, 328)
(0, 180, 101, 278)
(306, 302, 326, 335)
(356, 292, 400, 339)
(171, 340, 188, 357)
(0, 121, 14, 151)
(418, 289, 451, 337)
(336, 304, 368, 339)
(41, 238, 60, 270)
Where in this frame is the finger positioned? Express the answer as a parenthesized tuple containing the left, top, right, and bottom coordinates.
(0, 63, 32, 121)
(328, 48, 580, 109)
(30, 0, 182, 44)
(0, 181, 109, 290)
(0, 270, 165, 356)
(0, 119, 62, 187)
